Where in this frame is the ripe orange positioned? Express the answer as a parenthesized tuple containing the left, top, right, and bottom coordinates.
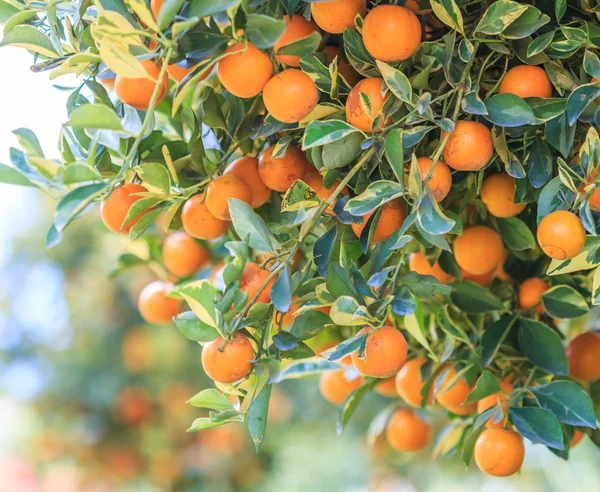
(481, 174, 527, 218)
(537, 210, 586, 260)
(319, 369, 363, 405)
(114, 387, 153, 426)
(409, 252, 454, 284)
(571, 429, 584, 448)
(181, 194, 229, 240)
(474, 428, 524, 477)
(415, 157, 452, 202)
(323, 46, 360, 86)
(201, 332, 254, 384)
(395, 357, 433, 407)
(258, 145, 307, 192)
(274, 15, 318, 67)
(499, 65, 553, 99)
(454, 225, 504, 275)
(385, 408, 433, 452)
(374, 376, 398, 397)
(150, 0, 162, 20)
(476, 378, 514, 428)
(138, 281, 182, 325)
(115, 59, 168, 110)
(435, 366, 477, 415)
(362, 5, 422, 62)
(460, 267, 495, 287)
(351, 326, 408, 378)
(279, 300, 299, 329)
(579, 170, 600, 211)
(346, 78, 388, 132)
(566, 331, 600, 382)
(263, 69, 318, 123)
(311, 0, 367, 34)
(205, 174, 252, 221)
(518, 278, 550, 314)
(224, 156, 271, 208)
(166, 61, 212, 83)
(100, 183, 148, 234)
(351, 198, 407, 244)
(240, 262, 276, 304)
(162, 231, 210, 278)
(496, 249, 511, 281)
(217, 42, 273, 98)
(442, 120, 493, 171)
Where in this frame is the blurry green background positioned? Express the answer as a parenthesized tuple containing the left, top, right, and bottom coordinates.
(1, 35, 599, 492)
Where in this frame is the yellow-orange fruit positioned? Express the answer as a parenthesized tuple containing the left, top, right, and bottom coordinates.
(166, 61, 212, 83)
(351, 198, 407, 244)
(436, 366, 477, 415)
(240, 262, 276, 304)
(115, 60, 168, 110)
(474, 428, 525, 477)
(351, 326, 408, 378)
(263, 69, 318, 123)
(566, 332, 600, 382)
(319, 369, 363, 405)
(258, 145, 307, 192)
(311, 0, 367, 34)
(162, 231, 210, 278)
(496, 249, 511, 282)
(442, 120, 493, 171)
(518, 278, 550, 314)
(323, 45, 361, 86)
(274, 15, 319, 67)
(217, 42, 273, 98)
(461, 267, 496, 287)
(181, 194, 229, 240)
(225, 156, 271, 208)
(409, 252, 454, 284)
(138, 281, 182, 325)
(481, 174, 527, 218)
(571, 430, 584, 448)
(499, 65, 553, 99)
(150, 0, 162, 20)
(476, 379, 514, 428)
(100, 183, 149, 234)
(579, 170, 600, 211)
(454, 225, 504, 275)
(395, 357, 433, 407)
(537, 210, 586, 260)
(375, 376, 398, 397)
(201, 332, 254, 384)
(415, 157, 452, 202)
(346, 78, 388, 132)
(303, 172, 348, 208)
(362, 5, 422, 62)
(205, 174, 252, 221)
(385, 409, 433, 452)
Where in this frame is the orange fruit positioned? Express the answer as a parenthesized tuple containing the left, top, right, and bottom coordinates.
(566, 332, 600, 382)
(346, 77, 388, 132)
(460, 267, 495, 287)
(263, 69, 318, 123)
(303, 172, 348, 207)
(311, 0, 367, 34)
(240, 262, 276, 304)
(319, 369, 363, 405)
(274, 15, 318, 67)
(150, 0, 162, 20)
(375, 376, 398, 397)
(442, 120, 493, 171)
(100, 183, 149, 234)
(571, 429, 584, 448)
(362, 5, 422, 62)
(166, 61, 212, 83)
(224, 156, 271, 208)
(205, 174, 252, 221)
(279, 301, 299, 329)
(122, 328, 155, 373)
(138, 281, 182, 325)
(114, 387, 153, 426)
(476, 378, 514, 428)
(385, 408, 433, 452)
(537, 210, 586, 260)
(481, 174, 527, 218)
(162, 231, 210, 278)
(495, 249, 511, 281)
(395, 356, 433, 407)
(181, 194, 229, 240)
(323, 46, 360, 86)
(415, 157, 452, 202)
(579, 170, 600, 211)
(499, 65, 553, 99)
(115, 59, 168, 110)
(404, 0, 424, 13)
(435, 366, 477, 415)
(454, 225, 504, 275)
(474, 428, 524, 477)
(518, 277, 550, 314)
(258, 145, 307, 192)
(351, 326, 408, 378)
(217, 42, 273, 98)
(408, 252, 454, 284)
(351, 198, 407, 244)
(201, 332, 254, 384)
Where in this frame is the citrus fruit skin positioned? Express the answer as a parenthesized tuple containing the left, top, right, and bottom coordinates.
(481, 174, 527, 218)
(436, 366, 477, 415)
(499, 65, 553, 99)
(319, 369, 363, 405)
(201, 332, 254, 384)
(518, 277, 550, 314)
(408, 252, 454, 284)
(385, 408, 433, 452)
(395, 357, 433, 407)
(351, 199, 407, 244)
(303, 172, 347, 207)
(442, 120, 493, 171)
(571, 429, 584, 448)
(323, 46, 361, 86)
(258, 145, 307, 192)
(205, 174, 252, 221)
(217, 42, 273, 98)
(100, 183, 149, 234)
(224, 156, 271, 209)
(454, 225, 504, 275)
(415, 157, 452, 202)
(311, 0, 367, 34)
(166, 61, 212, 83)
(566, 331, 600, 382)
(150, 0, 162, 20)
(162, 232, 210, 278)
(240, 262, 276, 304)
(579, 170, 600, 211)
(115, 60, 168, 110)
(537, 210, 586, 260)
(476, 378, 514, 428)
(474, 428, 525, 477)
(274, 15, 318, 67)
(460, 267, 495, 287)
(351, 326, 408, 378)
(138, 281, 182, 325)
(181, 194, 229, 240)
(362, 5, 422, 62)
(374, 376, 398, 397)
(346, 78, 388, 132)
(263, 69, 318, 123)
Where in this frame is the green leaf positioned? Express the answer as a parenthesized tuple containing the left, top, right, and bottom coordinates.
(430, 0, 464, 34)
(0, 162, 33, 186)
(376, 61, 412, 104)
(245, 13, 286, 49)
(475, 0, 528, 36)
(276, 30, 321, 57)
(277, 359, 341, 381)
(384, 128, 404, 184)
(345, 181, 404, 216)
(541, 285, 589, 319)
(528, 31, 555, 58)
(175, 280, 219, 329)
(329, 296, 376, 326)
(289, 310, 331, 340)
(584, 49, 600, 78)
(531, 381, 597, 428)
(174, 311, 220, 342)
(302, 119, 361, 149)
(133, 162, 171, 195)
(567, 83, 600, 126)
(484, 94, 536, 127)
(509, 407, 564, 449)
(464, 371, 502, 404)
(189, 0, 241, 18)
(229, 198, 279, 253)
(54, 183, 108, 232)
(497, 217, 536, 251)
(481, 315, 518, 366)
(66, 104, 124, 131)
(397, 272, 452, 297)
(247, 382, 271, 451)
(188, 388, 236, 411)
(321, 132, 364, 169)
(325, 332, 368, 362)
(518, 318, 568, 375)
(503, 6, 550, 39)
(337, 380, 374, 435)
(0, 25, 59, 58)
(271, 265, 292, 313)
(417, 190, 456, 235)
(405, 311, 436, 360)
(450, 281, 505, 314)
(187, 416, 242, 432)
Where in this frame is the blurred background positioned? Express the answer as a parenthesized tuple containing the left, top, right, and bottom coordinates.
(1, 32, 600, 492)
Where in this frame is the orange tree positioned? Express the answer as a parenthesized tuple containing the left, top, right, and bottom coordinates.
(2, 0, 600, 477)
